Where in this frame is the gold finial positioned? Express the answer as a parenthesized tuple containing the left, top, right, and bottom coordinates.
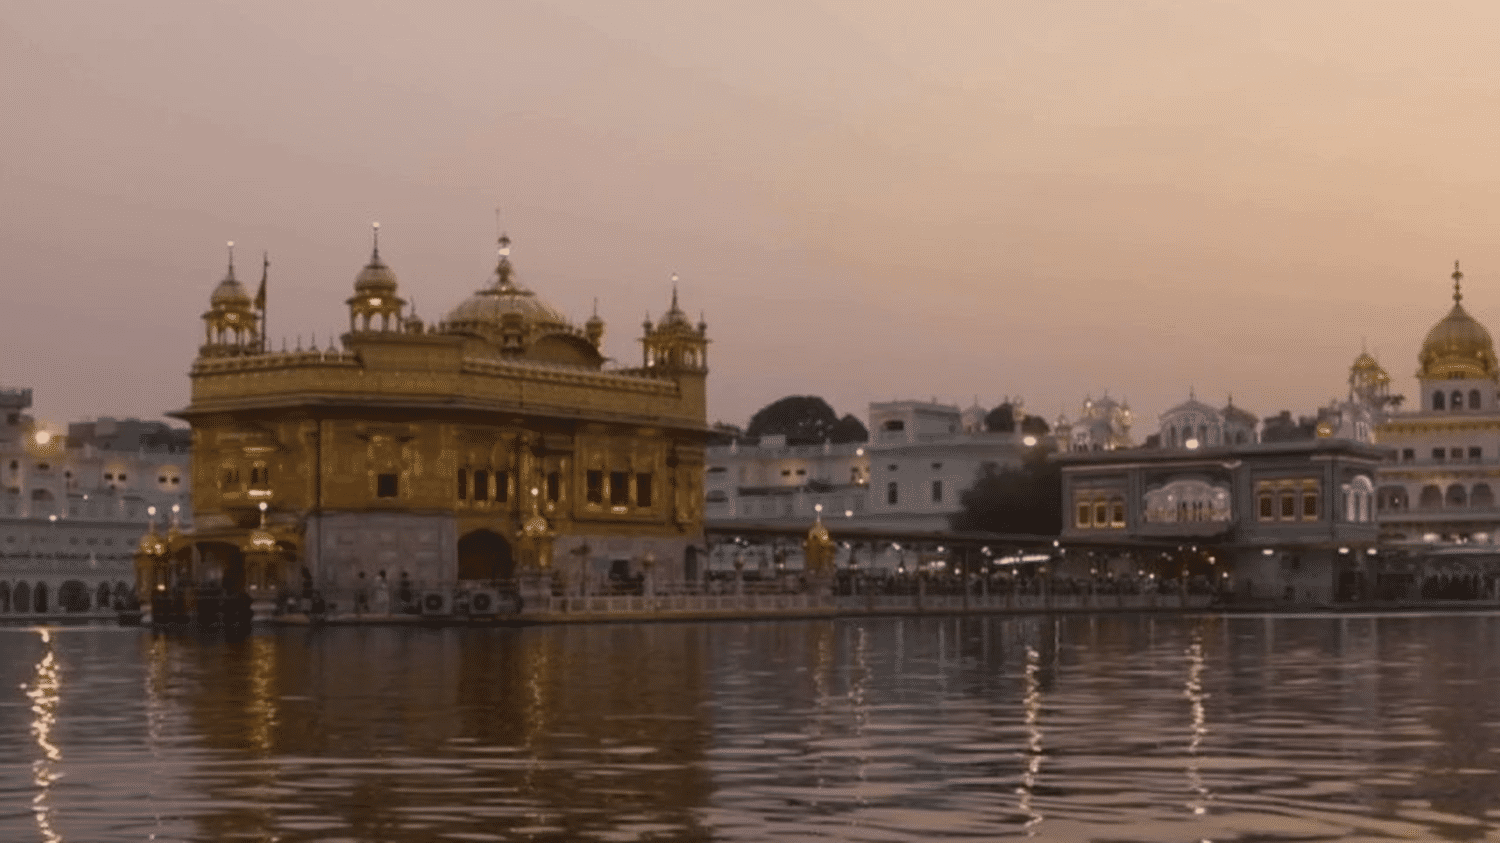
(498, 233, 511, 259)
(371, 222, 381, 260)
(1453, 260, 1463, 303)
(670, 272, 680, 311)
(226, 240, 236, 277)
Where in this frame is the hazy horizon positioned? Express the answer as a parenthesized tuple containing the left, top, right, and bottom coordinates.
(5, 1, 1497, 435)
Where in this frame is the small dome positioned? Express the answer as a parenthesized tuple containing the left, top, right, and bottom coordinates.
(210, 270, 250, 308)
(354, 255, 398, 295)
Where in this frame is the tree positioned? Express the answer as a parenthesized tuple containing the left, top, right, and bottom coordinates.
(948, 448, 1062, 536)
(828, 413, 869, 444)
(747, 396, 863, 445)
(985, 403, 1050, 436)
(1020, 414, 1051, 435)
(984, 403, 1016, 432)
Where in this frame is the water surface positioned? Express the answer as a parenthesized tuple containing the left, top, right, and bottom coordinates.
(3, 613, 1500, 841)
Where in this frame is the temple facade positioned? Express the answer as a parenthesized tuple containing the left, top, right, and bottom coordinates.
(1375, 262, 1500, 546)
(142, 231, 709, 617)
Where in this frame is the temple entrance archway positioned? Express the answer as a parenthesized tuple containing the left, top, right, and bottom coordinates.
(458, 530, 514, 582)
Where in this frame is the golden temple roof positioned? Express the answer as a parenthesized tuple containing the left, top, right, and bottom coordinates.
(444, 235, 574, 335)
(209, 242, 251, 307)
(1418, 261, 1498, 381)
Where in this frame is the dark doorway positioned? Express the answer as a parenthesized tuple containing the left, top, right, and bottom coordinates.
(33, 581, 48, 613)
(458, 530, 514, 582)
(59, 580, 90, 612)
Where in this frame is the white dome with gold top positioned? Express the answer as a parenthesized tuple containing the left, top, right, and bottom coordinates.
(1418, 262, 1498, 381)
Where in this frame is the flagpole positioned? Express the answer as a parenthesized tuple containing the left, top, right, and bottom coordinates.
(257, 252, 269, 352)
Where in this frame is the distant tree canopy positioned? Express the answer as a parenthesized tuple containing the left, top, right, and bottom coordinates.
(984, 403, 1016, 432)
(984, 403, 1051, 436)
(948, 448, 1062, 536)
(746, 396, 868, 445)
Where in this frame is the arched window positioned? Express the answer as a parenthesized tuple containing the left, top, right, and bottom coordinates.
(1452, 390, 1464, 410)
(95, 582, 111, 609)
(457, 468, 467, 500)
(1419, 485, 1442, 509)
(13, 582, 29, 614)
(473, 469, 489, 502)
(1473, 483, 1494, 509)
(1197, 424, 1207, 444)
(1434, 391, 1445, 411)
(1446, 484, 1468, 508)
(1471, 390, 1483, 410)
(0, 581, 9, 613)
(32, 582, 47, 613)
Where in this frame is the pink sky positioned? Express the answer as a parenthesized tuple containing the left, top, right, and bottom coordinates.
(4, 1, 1499, 434)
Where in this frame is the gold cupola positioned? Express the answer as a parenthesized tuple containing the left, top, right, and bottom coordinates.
(641, 275, 709, 373)
(347, 223, 407, 333)
(1418, 261, 1498, 381)
(201, 241, 260, 357)
(441, 234, 603, 365)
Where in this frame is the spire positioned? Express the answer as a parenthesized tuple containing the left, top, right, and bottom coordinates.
(494, 233, 514, 288)
(226, 240, 236, 280)
(670, 272, 680, 312)
(1454, 259, 1464, 303)
(371, 222, 381, 261)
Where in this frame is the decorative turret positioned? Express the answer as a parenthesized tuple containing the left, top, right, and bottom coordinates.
(1416, 261, 1498, 412)
(200, 241, 261, 357)
(585, 298, 605, 349)
(347, 223, 407, 333)
(641, 274, 709, 373)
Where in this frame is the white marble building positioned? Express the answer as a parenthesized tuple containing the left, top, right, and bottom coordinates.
(0, 387, 192, 616)
(705, 400, 1031, 533)
(1375, 263, 1500, 545)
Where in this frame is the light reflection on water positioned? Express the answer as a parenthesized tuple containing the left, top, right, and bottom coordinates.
(1, 614, 1499, 841)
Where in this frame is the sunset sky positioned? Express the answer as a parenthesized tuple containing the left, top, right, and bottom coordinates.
(5, 1, 1500, 434)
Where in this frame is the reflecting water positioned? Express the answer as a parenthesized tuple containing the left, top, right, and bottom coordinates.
(4, 614, 1500, 841)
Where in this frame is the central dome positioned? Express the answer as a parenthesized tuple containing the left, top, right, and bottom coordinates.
(441, 236, 599, 367)
(1418, 263, 1498, 380)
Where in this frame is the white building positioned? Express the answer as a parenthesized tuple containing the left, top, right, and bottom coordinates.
(0, 387, 192, 616)
(705, 400, 1031, 533)
(1375, 263, 1500, 545)
(1156, 391, 1259, 450)
(1053, 394, 1134, 452)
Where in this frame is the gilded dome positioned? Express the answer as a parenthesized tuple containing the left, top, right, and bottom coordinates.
(210, 269, 250, 308)
(444, 236, 572, 335)
(354, 254, 398, 295)
(1418, 263, 1497, 380)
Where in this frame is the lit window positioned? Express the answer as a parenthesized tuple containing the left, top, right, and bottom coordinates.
(1302, 486, 1318, 520)
(1077, 502, 1092, 528)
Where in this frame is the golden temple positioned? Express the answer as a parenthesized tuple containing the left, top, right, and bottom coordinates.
(137, 229, 709, 619)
